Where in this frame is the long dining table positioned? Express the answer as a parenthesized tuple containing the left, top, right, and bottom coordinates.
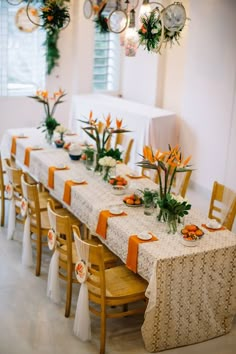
(1, 128, 236, 352)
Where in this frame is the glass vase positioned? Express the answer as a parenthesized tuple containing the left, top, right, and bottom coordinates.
(157, 209, 178, 234)
(45, 130, 54, 145)
(102, 166, 112, 182)
(94, 152, 103, 175)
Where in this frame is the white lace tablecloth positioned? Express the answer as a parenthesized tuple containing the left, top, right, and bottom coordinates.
(1, 128, 236, 352)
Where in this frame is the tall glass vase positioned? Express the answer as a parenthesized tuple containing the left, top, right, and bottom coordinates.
(45, 130, 54, 145)
(157, 208, 178, 234)
(94, 152, 103, 175)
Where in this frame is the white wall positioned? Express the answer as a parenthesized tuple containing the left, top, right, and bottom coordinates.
(161, 0, 236, 193)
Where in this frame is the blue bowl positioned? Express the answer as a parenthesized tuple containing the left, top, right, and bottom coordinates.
(54, 140, 64, 148)
(69, 154, 81, 161)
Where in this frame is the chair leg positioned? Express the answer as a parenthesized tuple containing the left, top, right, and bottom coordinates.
(65, 275, 72, 318)
(100, 308, 106, 354)
(1, 196, 4, 226)
(35, 234, 42, 276)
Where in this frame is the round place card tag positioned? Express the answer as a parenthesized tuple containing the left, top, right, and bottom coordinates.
(20, 197, 28, 217)
(75, 260, 88, 283)
(5, 183, 13, 199)
(47, 229, 57, 251)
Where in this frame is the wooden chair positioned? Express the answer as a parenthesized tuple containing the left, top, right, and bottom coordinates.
(21, 173, 80, 276)
(115, 133, 134, 165)
(72, 225, 148, 354)
(0, 154, 10, 226)
(47, 200, 120, 317)
(175, 170, 192, 198)
(208, 181, 236, 231)
(4, 159, 24, 235)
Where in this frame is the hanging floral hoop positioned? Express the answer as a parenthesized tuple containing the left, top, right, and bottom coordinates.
(138, 8, 164, 53)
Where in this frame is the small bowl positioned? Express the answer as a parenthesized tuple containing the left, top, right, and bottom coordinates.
(69, 153, 82, 161)
(112, 185, 128, 195)
(54, 140, 64, 148)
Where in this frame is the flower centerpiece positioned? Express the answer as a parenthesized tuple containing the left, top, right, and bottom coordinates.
(98, 156, 117, 182)
(78, 111, 130, 172)
(54, 124, 67, 147)
(29, 88, 66, 144)
(137, 145, 192, 233)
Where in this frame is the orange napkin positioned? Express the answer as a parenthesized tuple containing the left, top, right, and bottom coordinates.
(48, 166, 69, 189)
(63, 180, 88, 205)
(126, 234, 158, 273)
(24, 147, 43, 167)
(126, 174, 146, 179)
(96, 210, 127, 239)
(201, 224, 226, 232)
(11, 136, 28, 155)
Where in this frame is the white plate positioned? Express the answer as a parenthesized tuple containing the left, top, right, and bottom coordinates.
(137, 232, 152, 240)
(109, 208, 123, 215)
(181, 238, 199, 247)
(72, 179, 85, 184)
(56, 164, 67, 169)
(206, 222, 221, 229)
(32, 145, 41, 149)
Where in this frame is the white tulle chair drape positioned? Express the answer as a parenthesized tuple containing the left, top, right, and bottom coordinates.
(73, 229, 91, 341)
(21, 175, 33, 266)
(47, 209, 61, 304)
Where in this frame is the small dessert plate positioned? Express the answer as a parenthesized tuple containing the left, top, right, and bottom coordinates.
(137, 232, 152, 240)
(72, 179, 85, 184)
(181, 238, 199, 247)
(109, 208, 123, 215)
(206, 220, 221, 229)
(56, 164, 67, 169)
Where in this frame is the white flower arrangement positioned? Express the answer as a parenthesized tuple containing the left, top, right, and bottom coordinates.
(99, 156, 116, 167)
(55, 125, 67, 134)
(170, 194, 188, 204)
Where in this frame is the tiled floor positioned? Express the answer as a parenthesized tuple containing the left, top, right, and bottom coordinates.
(0, 190, 236, 354)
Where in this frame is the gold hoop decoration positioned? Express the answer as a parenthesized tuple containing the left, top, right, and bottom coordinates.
(75, 260, 88, 283)
(26, 0, 43, 27)
(162, 2, 186, 32)
(108, 7, 128, 34)
(6, 0, 24, 5)
(15, 6, 39, 33)
(83, 0, 93, 19)
(26, 0, 71, 31)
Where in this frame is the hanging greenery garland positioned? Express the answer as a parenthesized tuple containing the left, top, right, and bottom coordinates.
(94, 14, 109, 33)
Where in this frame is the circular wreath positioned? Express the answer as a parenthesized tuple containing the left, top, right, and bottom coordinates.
(138, 10, 162, 52)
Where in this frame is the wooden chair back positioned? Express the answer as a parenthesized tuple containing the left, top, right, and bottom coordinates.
(4, 158, 22, 194)
(208, 181, 236, 231)
(47, 199, 75, 317)
(47, 199, 73, 268)
(72, 225, 106, 304)
(0, 155, 6, 226)
(115, 133, 134, 165)
(178, 170, 192, 198)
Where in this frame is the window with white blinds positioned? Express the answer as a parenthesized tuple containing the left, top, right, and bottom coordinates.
(0, 2, 46, 96)
(93, 28, 121, 92)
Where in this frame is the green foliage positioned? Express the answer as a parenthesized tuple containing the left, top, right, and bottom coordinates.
(44, 30, 60, 75)
(157, 193, 191, 217)
(138, 11, 162, 51)
(102, 148, 122, 161)
(39, 116, 60, 133)
(40, 0, 70, 75)
(94, 15, 109, 33)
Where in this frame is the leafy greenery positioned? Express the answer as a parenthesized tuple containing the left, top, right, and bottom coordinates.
(40, 0, 71, 75)
(101, 148, 122, 161)
(138, 10, 162, 52)
(94, 14, 109, 33)
(157, 193, 191, 218)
